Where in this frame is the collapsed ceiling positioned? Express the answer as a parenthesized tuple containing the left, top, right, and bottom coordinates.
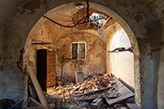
(43, 7, 116, 40)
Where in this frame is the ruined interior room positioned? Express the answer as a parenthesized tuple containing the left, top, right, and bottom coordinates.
(0, 0, 164, 109)
(27, 6, 137, 108)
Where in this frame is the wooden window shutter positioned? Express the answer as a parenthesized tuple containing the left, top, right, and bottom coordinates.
(78, 43, 85, 59)
(72, 43, 77, 59)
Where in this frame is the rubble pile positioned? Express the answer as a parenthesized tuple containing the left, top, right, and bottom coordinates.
(71, 73, 117, 95)
(46, 74, 135, 109)
(47, 74, 119, 100)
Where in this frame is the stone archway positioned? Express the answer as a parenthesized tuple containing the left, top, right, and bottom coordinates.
(23, 2, 140, 106)
(107, 24, 135, 89)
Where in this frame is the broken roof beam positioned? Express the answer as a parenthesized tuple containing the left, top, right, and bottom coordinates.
(32, 40, 51, 44)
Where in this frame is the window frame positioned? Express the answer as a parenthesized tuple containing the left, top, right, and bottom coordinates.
(71, 42, 86, 60)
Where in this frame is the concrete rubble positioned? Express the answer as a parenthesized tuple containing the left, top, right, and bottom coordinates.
(45, 74, 136, 109)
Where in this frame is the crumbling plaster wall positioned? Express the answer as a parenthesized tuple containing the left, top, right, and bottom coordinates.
(0, 1, 6, 98)
(154, 3, 164, 109)
(0, 0, 163, 108)
(106, 24, 134, 89)
(33, 25, 106, 83)
(0, 24, 4, 99)
(55, 32, 106, 83)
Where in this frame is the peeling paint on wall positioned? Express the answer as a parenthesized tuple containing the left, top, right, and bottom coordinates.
(17, 48, 25, 72)
(22, 0, 42, 14)
(34, 27, 106, 83)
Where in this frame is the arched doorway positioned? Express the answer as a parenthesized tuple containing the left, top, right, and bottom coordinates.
(107, 24, 135, 90)
(23, 2, 140, 107)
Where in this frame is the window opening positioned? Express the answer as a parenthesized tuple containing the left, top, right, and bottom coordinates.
(72, 42, 85, 59)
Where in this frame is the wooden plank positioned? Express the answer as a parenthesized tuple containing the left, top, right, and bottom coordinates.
(23, 97, 47, 109)
(27, 66, 49, 109)
(126, 103, 141, 109)
(105, 81, 134, 106)
(114, 104, 127, 109)
(72, 86, 113, 97)
(32, 40, 51, 44)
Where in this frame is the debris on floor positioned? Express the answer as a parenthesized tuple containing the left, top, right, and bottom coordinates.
(90, 98, 104, 109)
(126, 103, 141, 109)
(45, 73, 137, 109)
(47, 74, 118, 98)
(105, 81, 134, 106)
(26, 66, 138, 109)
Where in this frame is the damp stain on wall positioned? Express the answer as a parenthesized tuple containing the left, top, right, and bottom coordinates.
(22, 0, 42, 14)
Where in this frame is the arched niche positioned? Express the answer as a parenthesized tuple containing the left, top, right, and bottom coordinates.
(107, 24, 134, 89)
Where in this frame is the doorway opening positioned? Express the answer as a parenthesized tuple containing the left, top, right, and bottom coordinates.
(24, 2, 140, 108)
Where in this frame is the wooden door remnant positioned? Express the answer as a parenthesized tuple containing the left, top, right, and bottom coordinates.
(37, 49, 47, 92)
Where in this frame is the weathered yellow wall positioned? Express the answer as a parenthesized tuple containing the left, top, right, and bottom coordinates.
(33, 25, 106, 83)
(107, 26, 134, 88)
(55, 32, 106, 83)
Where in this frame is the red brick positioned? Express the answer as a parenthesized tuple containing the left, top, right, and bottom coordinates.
(47, 82, 55, 85)
(47, 66, 55, 70)
(47, 73, 56, 78)
(47, 51, 56, 87)
(48, 61, 55, 64)
(47, 56, 55, 60)
(47, 52, 56, 55)
(47, 81, 56, 84)
(47, 70, 55, 72)
(47, 83, 56, 87)
(47, 78, 56, 82)
(47, 67, 55, 72)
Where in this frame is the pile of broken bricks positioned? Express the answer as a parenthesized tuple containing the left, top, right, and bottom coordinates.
(46, 74, 140, 109)
(22, 66, 140, 109)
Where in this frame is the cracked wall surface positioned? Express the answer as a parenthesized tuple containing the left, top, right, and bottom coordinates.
(0, 0, 164, 109)
(33, 23, 106, 83)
